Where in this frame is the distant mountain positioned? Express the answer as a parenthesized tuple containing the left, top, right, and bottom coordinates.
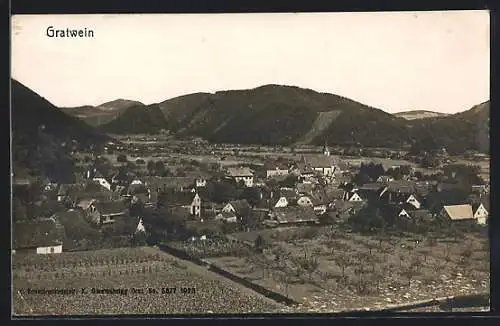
(407, 101, 490, 154)
(394, 110, 449, 120)
(57, 83, 489, 153)
(11, 79, 109, 182)
(155, 84, 410, 147)
(61, 99, 143, 127)
(97, 103, 168, 134)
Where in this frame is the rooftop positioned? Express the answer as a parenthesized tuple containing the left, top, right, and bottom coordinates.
(443, 204, 474, 220)
(13, 218, 65, 249)
(227, 167, 254, 177)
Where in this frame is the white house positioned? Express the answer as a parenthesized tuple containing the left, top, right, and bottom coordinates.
(345, 192, 363, 202)
(93, 171, 112, 191)
(297, 196, 313, 207)
(13, 218, 65, 255)
(227, 167, 254, 187)
(405, 194, 421, 209)
(397, 208, 410, 218)
(473, 203, 489, 225)
(136, 218, 146, 233)
(195, 178, 207, 188)
(271, 196, 289, 208)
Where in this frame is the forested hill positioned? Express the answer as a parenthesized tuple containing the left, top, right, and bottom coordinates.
(11, 79, 109, 182)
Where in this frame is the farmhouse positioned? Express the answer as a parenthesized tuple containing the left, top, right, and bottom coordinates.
(136, 218, 146, 233)
(13, 217, 65, 254)
(86, 200, 129, 225)
(343, 191, 363, 202)
(329, 200, 364, 220)
(269, 196, 289, 208)
(227, 167, 254, 187)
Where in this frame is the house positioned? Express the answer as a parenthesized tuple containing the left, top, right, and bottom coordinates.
(302, 156, 336, 177)
(329, 200, 364, 220)
(136, 218, 146, 233)
(269, 196, 289, 208)
(279, 188, 298, 202)
(13, 217, 65, 254)
(356, 183, 384, 201)
(310, 193, 330, 215)
(376, 175, 395, 183)
(268, 206, 318, 226)
(264, 162, 290, 178)
(408, 209, 433, 222)
(143, 176, 196, 193)
(86, 200, 129, 225)
(195, 177, 208, 188)
(343, 191, 364, 202)
(215, 211, 238, 223)
(222, 199, 251, 217)
(92, 170, 112, 191)
(472, 184, 489, 194)
(292, 163, 315, 179)
(440, 204, 475, 222)
(161, 191, 202, 218)
(57, 184, 68, 202)
(227, 167, 254, 187)
(472, 203, 489, 225)
(405, 194, 421, 209)
(297, 195, 314, 208)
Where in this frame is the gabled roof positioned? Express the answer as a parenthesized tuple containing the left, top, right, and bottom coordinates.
(227, 199, 251, 214)
(13, 218, 65, 249)
(358, 183, 384, 192)
(227, 167, 253, 177)
(408, 209, 432, 220)
(472, 202, 489, 213)
(94, 200, 128, 215)
(442, 204, 474, 220)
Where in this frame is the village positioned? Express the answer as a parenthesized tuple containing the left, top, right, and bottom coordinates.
(12, 135, 490, 313)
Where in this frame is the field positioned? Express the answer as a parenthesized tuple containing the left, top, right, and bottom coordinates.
(207, 226, 490, 313)
(12, 247, 282, 315)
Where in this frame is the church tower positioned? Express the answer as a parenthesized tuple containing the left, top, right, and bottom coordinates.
(323, 141, 330, 157)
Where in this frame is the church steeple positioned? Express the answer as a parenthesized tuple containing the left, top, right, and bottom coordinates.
(323, 140, 330, 157)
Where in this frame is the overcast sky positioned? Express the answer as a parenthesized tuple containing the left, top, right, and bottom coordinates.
(12, 11, 489, 113)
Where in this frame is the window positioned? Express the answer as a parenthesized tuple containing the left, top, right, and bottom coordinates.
(50, 247, 54, 253)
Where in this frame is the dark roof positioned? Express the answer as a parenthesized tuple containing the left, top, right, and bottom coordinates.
(13, 218, 65, 249)
(161, 191, 198, 207)
(279, 188, 298, 199)
(94, 200, 128, 215)
(227, 199, 251, 214)
(143, 176, 195, 191)
(271, 206, 317, 223)
(54, 209, 83, 220)
(264, 161, 289, 170)
(358, 183, 384, 191)
(386, 181, 416, 193)
(128, 183, 149, 195)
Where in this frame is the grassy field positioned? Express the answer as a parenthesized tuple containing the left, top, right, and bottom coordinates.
(207, 226, 489, 313)
(12, 247, 281, 315)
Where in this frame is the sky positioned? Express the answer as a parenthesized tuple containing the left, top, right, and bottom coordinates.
(11, 11, 489, 113)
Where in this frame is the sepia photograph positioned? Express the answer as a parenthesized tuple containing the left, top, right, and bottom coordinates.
(11, 11, 490, 316)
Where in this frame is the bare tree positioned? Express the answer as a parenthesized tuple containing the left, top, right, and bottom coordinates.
(402, 265, 416, 287)
(335, 253, 351, 281)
